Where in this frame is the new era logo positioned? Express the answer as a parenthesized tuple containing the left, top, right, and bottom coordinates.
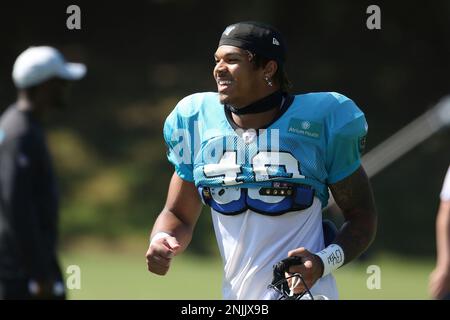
(272, 37, 280, 46)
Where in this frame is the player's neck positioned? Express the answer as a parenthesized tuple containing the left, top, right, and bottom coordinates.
(230, 88, 283, 129)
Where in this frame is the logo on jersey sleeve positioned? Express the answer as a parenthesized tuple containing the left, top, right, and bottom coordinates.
(358, 135, 367, 154)
(288, 118, 322, 139)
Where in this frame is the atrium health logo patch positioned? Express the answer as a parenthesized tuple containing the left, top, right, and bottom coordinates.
(288, 118, 322, 139)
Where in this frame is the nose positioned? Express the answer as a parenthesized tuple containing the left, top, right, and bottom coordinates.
(214, 59, 227, 77)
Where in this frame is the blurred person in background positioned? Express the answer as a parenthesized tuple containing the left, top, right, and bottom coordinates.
(0, 46, 86, 299)
(429, 165, 450, 300)
(146, 21, 377, 300)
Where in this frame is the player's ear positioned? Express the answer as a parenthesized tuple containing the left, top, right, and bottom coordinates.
(263, 60, 278, 79)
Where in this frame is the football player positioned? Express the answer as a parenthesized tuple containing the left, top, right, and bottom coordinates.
(146, 21, 377, 300)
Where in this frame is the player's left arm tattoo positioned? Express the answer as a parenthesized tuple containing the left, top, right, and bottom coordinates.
(329, 165, 378, 265)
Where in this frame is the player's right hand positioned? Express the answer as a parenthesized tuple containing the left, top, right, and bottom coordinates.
(146, 236, 180, 276)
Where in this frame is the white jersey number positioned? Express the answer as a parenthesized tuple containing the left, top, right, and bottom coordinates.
(204, 151, 304, 185)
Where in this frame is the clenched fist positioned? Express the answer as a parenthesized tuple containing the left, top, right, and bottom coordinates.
(146, 235, 180, 276)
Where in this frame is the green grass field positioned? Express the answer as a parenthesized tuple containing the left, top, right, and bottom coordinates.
(61, 245, 434, 300)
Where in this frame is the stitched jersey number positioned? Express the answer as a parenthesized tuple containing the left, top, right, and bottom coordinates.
(204, 151, 304, 185)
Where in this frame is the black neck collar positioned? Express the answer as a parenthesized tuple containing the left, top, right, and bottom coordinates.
(224, 93, 295, 131)
(224, 90, 283, 115)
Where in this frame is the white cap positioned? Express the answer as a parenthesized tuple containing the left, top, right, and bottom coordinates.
(12, 46, 87, 89)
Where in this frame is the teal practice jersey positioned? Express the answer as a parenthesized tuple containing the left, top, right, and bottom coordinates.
(163, 91, 368, 212)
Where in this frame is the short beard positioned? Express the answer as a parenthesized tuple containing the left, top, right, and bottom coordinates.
(218, 93, 230, 105)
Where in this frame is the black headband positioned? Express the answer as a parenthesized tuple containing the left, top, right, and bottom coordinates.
(218, 21, 286, 64)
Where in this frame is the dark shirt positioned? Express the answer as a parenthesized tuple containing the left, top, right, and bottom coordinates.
(0, 105, 61, 282)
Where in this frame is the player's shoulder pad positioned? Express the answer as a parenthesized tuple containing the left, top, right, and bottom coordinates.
(293, 92, 357, 115)
(164, 92, 218, 138)
(170, 92, 218, 119)
(324, 92, 366, 131)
